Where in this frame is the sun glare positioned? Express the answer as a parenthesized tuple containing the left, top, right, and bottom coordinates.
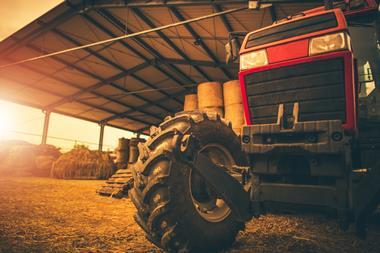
(0, 105, 13, 138)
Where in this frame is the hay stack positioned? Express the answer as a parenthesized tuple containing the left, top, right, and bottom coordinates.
(223, 80, 245, 135)
(2, 144, 36, 176)
(35, 144, 61, 159)
(183, 94, 198, 111)
(197, 81, 224, 116)
(0, 141, 61, 177)
(51, 145, 115, 180)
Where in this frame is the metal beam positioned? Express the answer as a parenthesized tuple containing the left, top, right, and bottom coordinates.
(7, 41, 175, 124)
(81, 0, 325, 9)
(81, 10, 187, 104)
(0, 93, 140, 133)
(94, 9, 196, 87)
(159, 58, 239, 68)
(269, 5, 278, 22)
(82, 0, 248, 9)
(101, 89, 189, 123)
(17, 41, 173, 121)
(41, 110, 51, 145)
(131, 7, 212, 81)
(214, 5, 233, 33)
(98, 123, 105, 151)
(13, 58, 165, 124)
(47, 61, 152, 108)
(169, 6, 233, 79)
(2, 69, 157, 128)
(213, 4, 241, 49)
(49, 27, 177, 112)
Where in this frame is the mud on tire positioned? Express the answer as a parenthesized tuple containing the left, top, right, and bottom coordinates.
(129, 111, 247, 253)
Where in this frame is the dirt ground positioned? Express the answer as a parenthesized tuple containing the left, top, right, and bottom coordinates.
(0, 176, 379, 253)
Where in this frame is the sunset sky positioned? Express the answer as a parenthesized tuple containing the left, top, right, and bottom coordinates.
(0, 0, 136, 151)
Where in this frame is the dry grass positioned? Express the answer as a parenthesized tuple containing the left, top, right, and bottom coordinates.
(51, 146, 115, 180)
(0, 176, 379, 253)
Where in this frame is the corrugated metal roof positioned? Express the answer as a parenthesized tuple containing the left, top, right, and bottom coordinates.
(0, 0, 320, 133)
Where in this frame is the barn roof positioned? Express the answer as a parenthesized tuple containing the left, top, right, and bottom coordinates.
(0, 0, 319, 133)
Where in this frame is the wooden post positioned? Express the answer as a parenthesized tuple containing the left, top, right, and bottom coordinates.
(41, 110, 51, 145)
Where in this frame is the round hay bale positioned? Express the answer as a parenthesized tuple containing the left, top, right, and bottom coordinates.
(184, 93, 198, 111)
(225, 103, 245, 135)
(200, 107, 224, 117)
(223, 80, 242, 106)
(223, 80, 245, 135)
(197, 82, 223, 109)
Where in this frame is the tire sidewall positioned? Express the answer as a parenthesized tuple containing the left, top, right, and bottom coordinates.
(169, 119, 245, 252)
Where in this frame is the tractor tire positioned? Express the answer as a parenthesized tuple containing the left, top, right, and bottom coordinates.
(129, 111, 247, 253)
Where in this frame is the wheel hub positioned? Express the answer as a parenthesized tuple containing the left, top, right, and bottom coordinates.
(189, 143, 235, 222)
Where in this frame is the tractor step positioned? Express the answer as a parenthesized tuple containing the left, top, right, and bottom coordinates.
(96, 169, 133, 198)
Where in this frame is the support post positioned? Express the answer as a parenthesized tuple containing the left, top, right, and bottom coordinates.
(41, 110, 51, 145)
(98, 123, 105, 151)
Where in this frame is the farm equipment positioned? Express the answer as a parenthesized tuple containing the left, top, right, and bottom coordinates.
(129, 0, 380, 252)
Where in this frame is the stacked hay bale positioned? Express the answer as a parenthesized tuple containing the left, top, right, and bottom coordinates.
(182, 80, 245, 135)
(183, 94, 198, 111)
(51, 145, 115, 180)
(223, 80, 245, 135)
(197, 82, 224, 116)
(0, 141, 61, 177)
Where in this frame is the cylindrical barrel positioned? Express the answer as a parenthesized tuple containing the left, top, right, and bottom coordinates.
(184, 94, 198, 111)
(223, 80, 242, 106)
(115, 138, 130, 164)
(118, 137, 130, 150)
(128, 138, 146, 164)
(197, 82, 223, 109)
(223, 80, 245, 135)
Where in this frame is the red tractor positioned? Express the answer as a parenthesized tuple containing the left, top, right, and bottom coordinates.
(129, 1, 380, 252)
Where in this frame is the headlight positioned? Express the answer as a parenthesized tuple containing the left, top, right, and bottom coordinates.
(240, 49, 268, 71)
(309, 32, 348, 56)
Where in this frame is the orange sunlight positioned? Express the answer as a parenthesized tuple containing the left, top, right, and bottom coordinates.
(0, 0, 63, 41)
(0, 0, 138, 151)
(0, 104, 13, 138)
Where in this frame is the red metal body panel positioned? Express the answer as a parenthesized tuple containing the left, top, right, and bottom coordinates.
(267, 39, 309, 64)
(240, 9, 347, 54)
(239, 51, 357, 132)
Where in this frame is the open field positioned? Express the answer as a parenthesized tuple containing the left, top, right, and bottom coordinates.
(0, 176, 379, 253)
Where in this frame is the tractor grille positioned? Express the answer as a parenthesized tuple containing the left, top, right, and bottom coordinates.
(244, 57, 346, 125)
(245, 13, 337, 48)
